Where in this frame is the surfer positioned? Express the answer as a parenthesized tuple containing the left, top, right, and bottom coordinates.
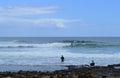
(61, 55, 64, 63)
(71, 41, 75, 47)
(71, 42, 73, 47)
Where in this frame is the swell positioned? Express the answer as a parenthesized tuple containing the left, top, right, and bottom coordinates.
(0, 40, 120, 48)
(61, 40, 120, 48)
(0, 43, 70, 48)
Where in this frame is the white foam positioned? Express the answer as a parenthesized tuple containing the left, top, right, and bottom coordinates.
(0, 42, 71, 48)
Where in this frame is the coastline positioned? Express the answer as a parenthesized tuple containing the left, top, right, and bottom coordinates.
(0, 64, 120, 78)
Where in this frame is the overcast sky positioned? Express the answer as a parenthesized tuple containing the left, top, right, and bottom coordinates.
(0, 0, 120, 37)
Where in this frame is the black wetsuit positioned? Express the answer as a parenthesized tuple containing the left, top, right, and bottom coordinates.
(61, 56, 64, 62)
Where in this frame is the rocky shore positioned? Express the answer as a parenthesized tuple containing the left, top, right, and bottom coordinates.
(0, 64, 120, 78)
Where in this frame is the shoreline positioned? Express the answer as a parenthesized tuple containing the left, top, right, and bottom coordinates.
(0, 64, 120, 78)
(0, 65, 68, 72)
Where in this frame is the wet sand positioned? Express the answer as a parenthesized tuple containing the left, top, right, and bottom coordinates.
(0, 64, 120, 78)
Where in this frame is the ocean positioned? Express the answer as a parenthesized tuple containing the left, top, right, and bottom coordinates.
(0, 37, 120, 71)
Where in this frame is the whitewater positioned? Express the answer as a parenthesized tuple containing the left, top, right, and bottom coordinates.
(0, 37, 120, 71)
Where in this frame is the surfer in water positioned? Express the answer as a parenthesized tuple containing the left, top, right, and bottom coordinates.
(71, 41, 75, 47)
(71, 42, 74, 47)
(61, 55, 64, 63)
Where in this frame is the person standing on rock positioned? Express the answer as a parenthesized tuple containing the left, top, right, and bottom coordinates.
(90, 60, 95, 66)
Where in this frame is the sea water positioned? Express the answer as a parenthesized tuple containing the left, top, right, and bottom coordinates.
(0, 37, 120, 71)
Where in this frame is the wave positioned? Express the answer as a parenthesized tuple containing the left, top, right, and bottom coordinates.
(60, 40, 120, 48)
(0, 40, 34, 44)
(0, 43, 71, 48)
(0, 40, 120, 48)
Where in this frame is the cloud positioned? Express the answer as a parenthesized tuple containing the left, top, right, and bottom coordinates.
(0, 17, 80, 28)
(0, 6, 80, 28)
(0, 6, 57, 16)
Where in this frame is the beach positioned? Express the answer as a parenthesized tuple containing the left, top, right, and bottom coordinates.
(0, 64, 120, 78)
(1, 0, 120, 77)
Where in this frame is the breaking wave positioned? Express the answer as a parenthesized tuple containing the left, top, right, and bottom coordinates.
(0, 43, 70, 48)
(61, 40, 120, 48)
(0, 40, 120, 48)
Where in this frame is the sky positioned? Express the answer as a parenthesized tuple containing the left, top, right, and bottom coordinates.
(0, 0, 120, 37)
